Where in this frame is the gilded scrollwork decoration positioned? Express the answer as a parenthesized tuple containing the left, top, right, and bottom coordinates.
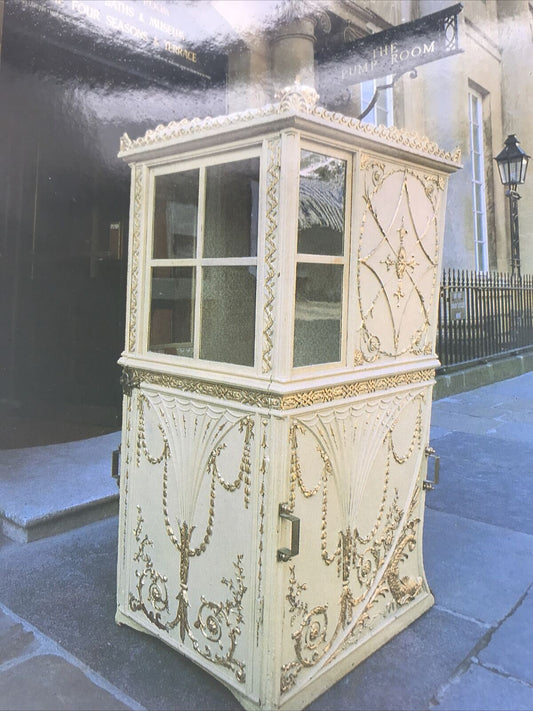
(334, 488, 426, 657)
(263, 139, 281, 373)
(127, 165, 143, 353)
(123, 366, 435, 411)
(357, 163, 443, 361)
(129, 506, 172, 630)
(280, 394, 427, 694)
(192, 555, 247, 682)
(128, 392, 254, 683)
(256, 419, 268, 645)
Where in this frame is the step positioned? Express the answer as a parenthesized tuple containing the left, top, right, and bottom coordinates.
(0, 432, 121, 543)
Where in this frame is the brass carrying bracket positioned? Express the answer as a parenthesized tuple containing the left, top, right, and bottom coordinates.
(111, 445, 121, 488)
(423, 446, 440, 491)
(277, 504, 300, 562)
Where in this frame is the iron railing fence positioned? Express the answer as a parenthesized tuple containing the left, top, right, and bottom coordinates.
(437, 269, 533, 367)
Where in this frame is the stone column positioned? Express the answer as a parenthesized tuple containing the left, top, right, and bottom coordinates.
(226, 38, 271, 113)
(271, 15, 316, 95)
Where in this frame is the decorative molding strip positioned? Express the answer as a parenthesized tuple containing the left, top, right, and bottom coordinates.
(119, 86, 461, 165)
(128, 166, 144, 352)
(262, 139, 281, 374)
(124, 366, 436, 410)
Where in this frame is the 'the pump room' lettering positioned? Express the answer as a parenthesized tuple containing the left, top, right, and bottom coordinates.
(341, 40, 436, 80)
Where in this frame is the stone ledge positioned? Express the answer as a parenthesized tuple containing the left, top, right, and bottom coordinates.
(1, 497, 119, 544)
(434, 349, 533, 400)
(0, 431, 121, 543)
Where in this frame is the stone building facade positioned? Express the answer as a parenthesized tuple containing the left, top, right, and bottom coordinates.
(0, 0, 531, 416)
(220, 0, 533, 275)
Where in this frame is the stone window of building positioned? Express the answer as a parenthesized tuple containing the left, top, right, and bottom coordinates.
(468, 88, 489, 271)
(360, 78, 394, 127)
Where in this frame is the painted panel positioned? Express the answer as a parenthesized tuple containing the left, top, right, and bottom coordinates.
(118, 388, 262, 695)
(279, 388, 432, 699)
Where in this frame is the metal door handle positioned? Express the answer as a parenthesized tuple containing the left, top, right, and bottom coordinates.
(277, 504, 300, 562)
(423, 446, 440, 490)
(111, 446, 121, 488)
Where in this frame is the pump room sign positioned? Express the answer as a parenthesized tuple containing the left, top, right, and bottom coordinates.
(319, 3, 463, 102)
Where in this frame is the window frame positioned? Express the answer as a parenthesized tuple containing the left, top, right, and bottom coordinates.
(143, 146, 262, 371)
(360, 77, 394, 127)
(291, 140, 352, 372)
(468, 89, 489, 272)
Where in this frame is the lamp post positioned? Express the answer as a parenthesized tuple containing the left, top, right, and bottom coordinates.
(495, 134, 530, 279)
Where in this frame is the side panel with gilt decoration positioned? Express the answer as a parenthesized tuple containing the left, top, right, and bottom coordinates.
(354, 155, 447, 366)
(278, 386, 433, 700)
(117, 386, 266, 700)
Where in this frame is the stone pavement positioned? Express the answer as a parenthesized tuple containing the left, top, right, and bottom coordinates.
(0, 372, 532, 710)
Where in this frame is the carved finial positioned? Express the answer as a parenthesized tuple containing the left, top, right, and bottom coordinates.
(277, 82, 320, 112)
(120, 133, 132, 152)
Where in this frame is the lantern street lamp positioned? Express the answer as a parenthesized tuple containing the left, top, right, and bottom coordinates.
(495, 134, 530, 279)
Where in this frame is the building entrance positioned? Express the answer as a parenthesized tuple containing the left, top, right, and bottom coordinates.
(0, 1, 228, 428)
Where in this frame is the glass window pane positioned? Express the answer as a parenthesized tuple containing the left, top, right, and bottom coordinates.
(204, 158, 260, 258)
(153, 171, 199, 259)
(472, 127, 482, 155)
(200, 266, 257, 366)
(469, 94, 479, 125)
(298, 151, 346, 255)
(476, 240, 486, 271)
(361, 80, 375, 104)
(476, 211, 485, 241)
(472, 151, 483, 181)
(376, 106, 388, 126)
(149, 267, 195, 356)
(474, 182, 484, 211)
(293, 263, 343, 367)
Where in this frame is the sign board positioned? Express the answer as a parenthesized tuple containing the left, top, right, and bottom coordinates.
(318, 3, 463, 103)
(9, 0, 230, 82)
(450, 289, 467, 320)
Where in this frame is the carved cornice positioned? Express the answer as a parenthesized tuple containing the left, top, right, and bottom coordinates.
(273, 0, 332, 34)
(119, 86, 461, 165)
(124, 366, 435, 410)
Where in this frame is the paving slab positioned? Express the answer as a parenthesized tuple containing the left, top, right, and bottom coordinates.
(489, 419, 533, 442)
(308, 607, 484, 711)
(0, 609, 37, 665)
(0, 603, 143, 711)
(432, 663, 533, 711)
(423, 509, 533, 626)
(427, 410, 504, 436)
(0, 655, 130, 711)
(0, 518, 240, 711)
(426, 432, 533, 534)
(429, 425, 452, 441)
(477, 586, 533, 686)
